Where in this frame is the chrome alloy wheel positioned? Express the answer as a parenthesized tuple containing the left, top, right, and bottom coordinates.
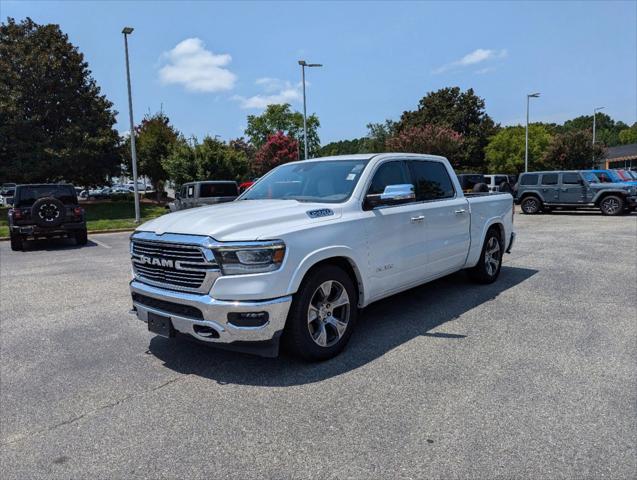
(601, 197, 621, 215)
(484, 236, 501, 276)
(307, 280, 350, 347)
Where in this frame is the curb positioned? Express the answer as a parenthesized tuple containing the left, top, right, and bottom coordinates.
(0, 228, 136, 242)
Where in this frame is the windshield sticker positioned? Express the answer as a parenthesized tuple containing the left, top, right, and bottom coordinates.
(346, 173, 356, 181)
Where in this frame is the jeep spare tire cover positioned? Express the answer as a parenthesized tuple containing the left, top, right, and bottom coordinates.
(31, 197, 65, 227)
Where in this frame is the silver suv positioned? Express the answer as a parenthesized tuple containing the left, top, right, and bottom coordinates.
(516, 171, 637, 215)
(169, 181, 239, 212)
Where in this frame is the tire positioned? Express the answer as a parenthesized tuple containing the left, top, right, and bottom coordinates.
(499, 182, 513, 194)
(74, 228, 88, 245)
(10, 232, 23, 251)
(473, 182, 489, 193)
(599, 195, 624, 216)
(283, 264, 358, 361)
(31, 197, 66, 228)
(521, 196, 541, 214)
(468, 228, 503, 284)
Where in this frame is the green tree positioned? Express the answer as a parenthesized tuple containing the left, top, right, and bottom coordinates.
(561, 113, 627, 147)
(194, 136, 249, 181)
(162, 136, 249, 187)
(361, 120, 398, 153)
(385, 125, 465, 167)
(485, 124, 554, 174)
(162, 137, 198, 187)
(618, 123, 637, 145)
(397, 87, 498, 170)
(542, 130, 605, 170)
(318, 138, 366, 156)
(124, 112, 179, 200)
(0, 17, 120, 185)
(245, 103, 319, 157)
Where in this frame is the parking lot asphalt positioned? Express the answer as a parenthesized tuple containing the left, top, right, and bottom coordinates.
(1, 212, 636, 479)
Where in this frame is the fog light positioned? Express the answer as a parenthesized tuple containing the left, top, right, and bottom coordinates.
(227, 311, 269, 327)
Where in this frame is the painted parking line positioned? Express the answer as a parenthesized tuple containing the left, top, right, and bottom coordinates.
(90, 237, 112, 249)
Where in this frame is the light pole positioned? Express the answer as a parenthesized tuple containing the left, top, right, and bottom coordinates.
(298, 60, 322, 160)
(525, 92, 540, 173)
(122, 26, 140, 223)
(592, 106, 605, 167)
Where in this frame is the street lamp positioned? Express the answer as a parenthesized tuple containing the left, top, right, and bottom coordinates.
(525, 92, 541, 173)
(122, 26, 140, 223)
(298, 60, 322, 160)
(592, 106, 605, 167)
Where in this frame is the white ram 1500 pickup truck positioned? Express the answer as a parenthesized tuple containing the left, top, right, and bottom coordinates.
(129, 153, 515, 360)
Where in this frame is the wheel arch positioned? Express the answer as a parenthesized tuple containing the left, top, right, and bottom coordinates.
(593, 190, 626, 206)
(465, 219, 506, 268)
(287, 249, 366, 307)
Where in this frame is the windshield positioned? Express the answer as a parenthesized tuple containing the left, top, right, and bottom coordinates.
(240, 160, 369, 203)
(581, 172, 600, 183)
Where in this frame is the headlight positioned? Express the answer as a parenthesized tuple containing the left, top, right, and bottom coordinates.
(213, 241, 286, 275)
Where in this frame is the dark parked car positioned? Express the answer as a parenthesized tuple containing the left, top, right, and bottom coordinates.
(8, 184, 87, 251)
(515, 171, 637, 215)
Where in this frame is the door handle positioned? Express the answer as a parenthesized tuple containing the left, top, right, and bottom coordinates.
(454, 209, 466, 214)
(410, 215, 425, 223)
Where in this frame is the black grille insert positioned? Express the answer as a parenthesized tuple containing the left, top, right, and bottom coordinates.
(132, 293, 204, 320)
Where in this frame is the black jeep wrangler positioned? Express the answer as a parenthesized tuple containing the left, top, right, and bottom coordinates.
(8, 184, 88, 251)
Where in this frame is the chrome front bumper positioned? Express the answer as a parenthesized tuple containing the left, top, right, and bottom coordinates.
(130, 280, 292, 345)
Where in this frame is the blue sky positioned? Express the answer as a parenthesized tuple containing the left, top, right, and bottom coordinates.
(4, 1, 636, 144)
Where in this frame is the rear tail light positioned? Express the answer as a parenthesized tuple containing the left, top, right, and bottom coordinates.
(12, 208, 23, 220)
(73, 207, 83, 217)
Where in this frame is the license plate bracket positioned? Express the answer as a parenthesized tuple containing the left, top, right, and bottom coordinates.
(148, 312, 175, 338)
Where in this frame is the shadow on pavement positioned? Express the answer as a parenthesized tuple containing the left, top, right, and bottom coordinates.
(17, 237, 98, 251)
(148, 265, 538, 386)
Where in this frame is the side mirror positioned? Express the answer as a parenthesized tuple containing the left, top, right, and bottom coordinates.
(364, 184, 415, 210)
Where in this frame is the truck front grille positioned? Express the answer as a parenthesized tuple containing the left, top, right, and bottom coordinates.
(131, 238, 220, 293)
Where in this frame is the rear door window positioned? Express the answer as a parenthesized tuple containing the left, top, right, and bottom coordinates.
(199, 183, 239, 198)
(408, 160, 455, 201)
(541, 173, 558, 185)
(562, 173, 581, 184)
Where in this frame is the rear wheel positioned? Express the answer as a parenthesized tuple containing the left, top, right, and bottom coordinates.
(599, 195, 624, 216)
(283, 265, 358, 361)
(521, 196, 541, 214)
(10, 232, 23, 251)
(468, 228, 503, 284)
(74, 228, 88, 245)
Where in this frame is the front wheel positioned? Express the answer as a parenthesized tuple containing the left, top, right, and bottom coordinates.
(521, 196, 541, 214)
(599, 195, 624, 216)
(468, 228, 503, 284)
(283, 265, 358, 361)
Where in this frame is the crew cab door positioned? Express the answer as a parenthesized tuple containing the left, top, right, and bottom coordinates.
(362, 160, 428, 298)
(539, 173, 559, 203)
(407, 159, 470, 277)
(558, 172, 587, 204)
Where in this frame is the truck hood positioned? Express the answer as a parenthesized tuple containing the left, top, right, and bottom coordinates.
(136, 200, 342, 241)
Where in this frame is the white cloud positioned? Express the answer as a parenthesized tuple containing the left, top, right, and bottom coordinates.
(233, 78, 302, 109)
(433, 48, 507, 74)
(158, 38, 236, 92)
(475, 66, 496, 75)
